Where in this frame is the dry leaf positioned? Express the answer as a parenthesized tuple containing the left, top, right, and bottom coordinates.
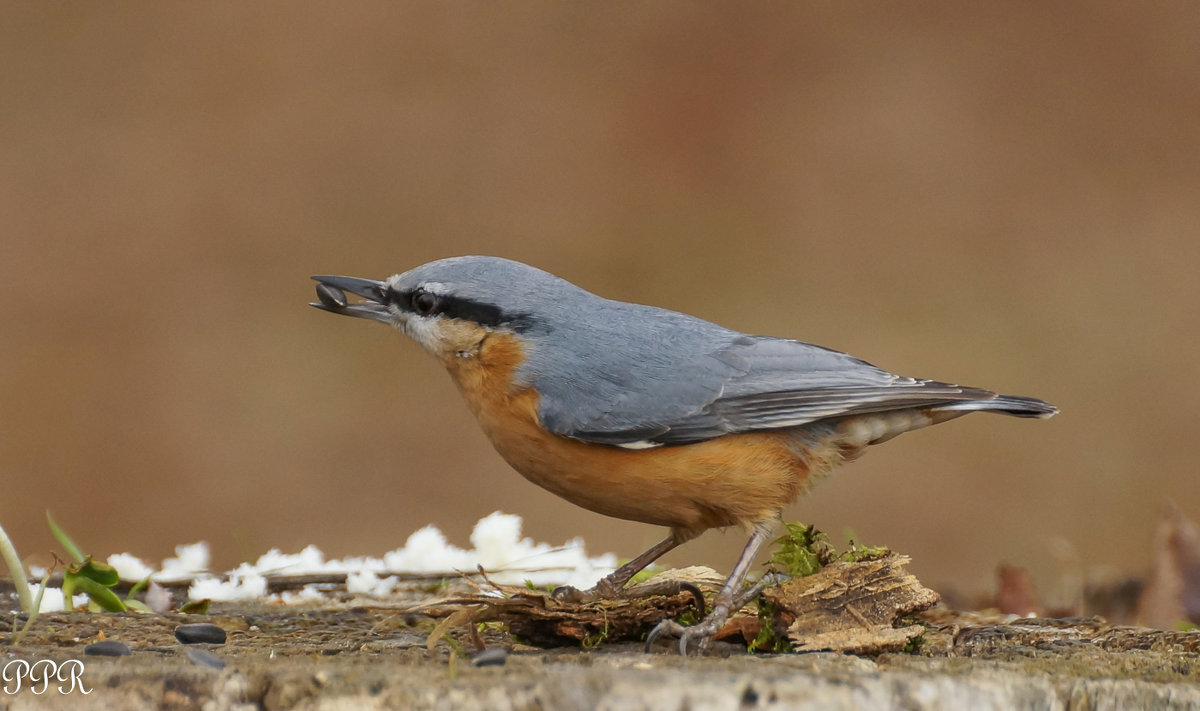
(1137, 502, 1200, 629)
(996, 563, 1044, 617)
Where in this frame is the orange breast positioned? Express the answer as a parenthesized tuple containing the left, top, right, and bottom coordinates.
(444, 333, 836, 537)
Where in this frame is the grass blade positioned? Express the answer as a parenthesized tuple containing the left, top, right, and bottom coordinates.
(12, 567, 52, 645)
(46, 510, 84, 563)
(0, 520, 33, 613)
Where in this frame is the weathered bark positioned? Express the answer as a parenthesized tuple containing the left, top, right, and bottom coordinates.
(762, 553, 940, 653)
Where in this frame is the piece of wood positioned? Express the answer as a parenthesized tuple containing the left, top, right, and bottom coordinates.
(401, 566, 725, 647)
(763, 553, 940, 653)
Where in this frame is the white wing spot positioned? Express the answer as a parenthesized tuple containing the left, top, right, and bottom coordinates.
(614, 440, 663, 450)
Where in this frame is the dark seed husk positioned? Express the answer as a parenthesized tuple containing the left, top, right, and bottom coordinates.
(470, 647, 508, 667)
(175, 623, 227, 645)
(84, 640, 131, 656)
(316, 282, 348, 308)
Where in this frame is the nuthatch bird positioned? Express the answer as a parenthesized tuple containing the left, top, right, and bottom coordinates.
(311, 256, 1057, 654)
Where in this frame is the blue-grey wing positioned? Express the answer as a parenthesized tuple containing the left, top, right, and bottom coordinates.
(534, 330, 995, 446)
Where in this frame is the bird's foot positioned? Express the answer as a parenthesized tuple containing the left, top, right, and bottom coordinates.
(549, 577, 619, 604)
(644, 606, 729, 656)
(551, 578, 706, 616)
(644, 573, 787, 655)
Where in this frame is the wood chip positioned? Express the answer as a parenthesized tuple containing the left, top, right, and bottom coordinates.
(763, 554, 940, 654)
(407, 580, 706, 648)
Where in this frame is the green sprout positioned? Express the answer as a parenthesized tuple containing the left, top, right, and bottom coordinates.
(902, 632, 926, 654)
(47, 511, 152, 613)
(580, 618, 610, 650)
(523, 579, 556, 593)
(768, 522, 890, 578)
(747, 597, 791, 653)
(842, 541, 891, 563)
(1, 519, 55, 644)
(5, 510, 169, 638)
(769, 522, 837, 577)
(15, 572, 51, 644)
(0, 519, 33, 613)
(673, 608, 699, 627)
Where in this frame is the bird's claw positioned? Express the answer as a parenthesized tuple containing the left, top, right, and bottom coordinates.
(644, 615, 725, 656)
(729, 571, 789, 610)
(624, 579, 707, 617)
(644, 572, 784, 655)
(549, 584, 588, 603)
(551, 579, 706, 617)
(550, 576, 620, 604)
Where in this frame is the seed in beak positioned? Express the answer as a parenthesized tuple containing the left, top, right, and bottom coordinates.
(315, 282, 348, 309)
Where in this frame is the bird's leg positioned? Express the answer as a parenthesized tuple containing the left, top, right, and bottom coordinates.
(645, 520, 777, 655)
(727, 570, 789, 611)
(552, 532, 687, 602)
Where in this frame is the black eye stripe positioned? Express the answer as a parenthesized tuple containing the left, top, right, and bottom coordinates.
(385, 288, 434, 314)
(384, 287, 411, 310)
(387, 288, 529, 331)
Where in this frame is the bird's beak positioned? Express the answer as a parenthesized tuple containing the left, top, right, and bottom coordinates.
(309, 275, 393, 323)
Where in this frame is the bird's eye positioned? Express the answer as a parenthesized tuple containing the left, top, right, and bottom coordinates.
(412, 291, 439, 316)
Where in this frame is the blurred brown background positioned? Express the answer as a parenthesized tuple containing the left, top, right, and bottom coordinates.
(2, 3, 1196, 603)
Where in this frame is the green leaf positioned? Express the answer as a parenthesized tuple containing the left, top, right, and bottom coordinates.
(124, 599, 153, 614)
(127, 574, 152, 598)
(68, 556, 121, 587)
(180, 598, 211, 614)
(66, 574, 127, 612)
(46, 511, 84, 563)
(60, 575, 77, 609)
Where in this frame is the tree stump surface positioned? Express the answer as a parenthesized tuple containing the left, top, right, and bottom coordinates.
(3, 600, 1198, 710)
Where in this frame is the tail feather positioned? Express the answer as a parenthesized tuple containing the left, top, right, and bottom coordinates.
(938, 394, 1058, 419)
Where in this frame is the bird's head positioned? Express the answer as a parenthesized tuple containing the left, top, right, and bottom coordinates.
(311, 255, 577, 362)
